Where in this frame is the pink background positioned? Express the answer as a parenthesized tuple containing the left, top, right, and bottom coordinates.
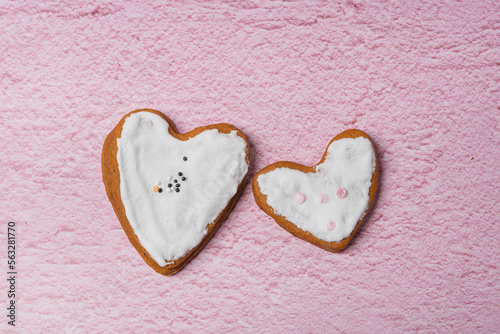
(1, 0, 499, 333)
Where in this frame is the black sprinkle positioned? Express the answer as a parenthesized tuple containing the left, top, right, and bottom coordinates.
(181, 177, 186, 181)
(168, 183, 172, 188)
(176, 184, 180, 188)
(183, 157, 187, 161)
(178, 172, 183, 176)
(158, 188, 163, 193)
(175, 188, 180, 192)
(174, 179, 178, 183)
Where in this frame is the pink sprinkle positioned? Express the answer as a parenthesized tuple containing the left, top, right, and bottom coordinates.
(295, 193, 306, 204)
(319, 194, 329, 204)
(336, 188, 347, 199)
(327, 221, 336, 231)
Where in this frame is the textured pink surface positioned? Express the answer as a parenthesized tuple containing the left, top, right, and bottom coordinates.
(1, 0, 499, 333)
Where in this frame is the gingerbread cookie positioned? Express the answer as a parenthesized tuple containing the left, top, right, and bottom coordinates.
(102, 109, 250, 275)
(253, 130, 378, 252)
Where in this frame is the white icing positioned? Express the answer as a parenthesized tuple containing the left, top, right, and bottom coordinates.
(117, 112, 248, 266)
(257, 137, 375, 242)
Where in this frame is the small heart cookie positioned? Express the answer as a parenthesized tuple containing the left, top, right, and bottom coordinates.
(253, 130, 378, 253)
(102, 109, 250, 275)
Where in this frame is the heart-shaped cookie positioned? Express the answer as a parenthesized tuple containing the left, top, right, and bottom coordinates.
(253, 130, 378, 252)
(102, 109, 250, 275)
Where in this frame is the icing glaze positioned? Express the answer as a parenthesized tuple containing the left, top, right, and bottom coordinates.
(117, 112, 248, 266)
(257, 137, 375, 243)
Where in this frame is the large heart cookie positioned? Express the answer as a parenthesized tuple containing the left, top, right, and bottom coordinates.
(102, 109, 250, 275)
(253, 130, 378, 252)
